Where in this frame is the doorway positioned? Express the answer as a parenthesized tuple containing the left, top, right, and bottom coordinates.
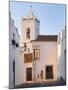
(46, 66, 53, 79)
(26, 68, 32, 81)
(13, 60, 15, 86)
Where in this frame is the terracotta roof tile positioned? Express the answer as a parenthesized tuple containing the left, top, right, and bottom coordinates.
(31, 35, 58, 42)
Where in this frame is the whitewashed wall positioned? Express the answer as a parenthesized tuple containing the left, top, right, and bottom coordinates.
(32, 41, 57, 81)
(9, 14, 24, 88)
(21, 41, 57, 82)
(57, 29, 66, 81)
(15, 48, 24, 85)
(9, 15, 15, 88)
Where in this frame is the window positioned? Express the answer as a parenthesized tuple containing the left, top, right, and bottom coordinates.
(24, 43, 26, 47)
(24, 43, 27, 51)
(26, 28, 30, 39)
(34, 49, 40, 60)
(16, 43, 19, 47)
(12, 39, 16, 45)
(12, 33, 15, 46)
(46, 66, 53, 79)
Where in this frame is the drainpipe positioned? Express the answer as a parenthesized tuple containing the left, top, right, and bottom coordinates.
(32, 49, 36, 82)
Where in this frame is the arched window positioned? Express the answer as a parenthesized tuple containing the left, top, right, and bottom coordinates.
(26, 28, 30, 39)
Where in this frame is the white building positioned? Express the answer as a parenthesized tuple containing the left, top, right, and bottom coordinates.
(21, 7, 58, 83)
(9, 7, 66, 88)
(9, 12, 24, 88)
(57, 27, 66, 82)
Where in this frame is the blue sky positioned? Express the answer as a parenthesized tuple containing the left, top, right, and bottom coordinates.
(10, 1, 66, 35)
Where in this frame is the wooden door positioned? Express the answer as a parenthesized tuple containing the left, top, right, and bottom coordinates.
(26, 68, 32, 81)
(46, 66, 53, 79)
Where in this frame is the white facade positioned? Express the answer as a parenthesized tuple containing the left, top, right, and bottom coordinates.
(32, 41, 57, 81)
(57, 27, 66, 81)
(21, 8, 58, 83)
(9, 12, 24, 88)
(9, 7, 66, 87)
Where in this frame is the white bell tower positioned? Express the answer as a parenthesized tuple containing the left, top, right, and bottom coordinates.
(22, 6, 40, 43)
(21, 6, 40, 82)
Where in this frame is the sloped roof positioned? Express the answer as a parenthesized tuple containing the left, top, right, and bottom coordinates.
(31, 35, 58, 42)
